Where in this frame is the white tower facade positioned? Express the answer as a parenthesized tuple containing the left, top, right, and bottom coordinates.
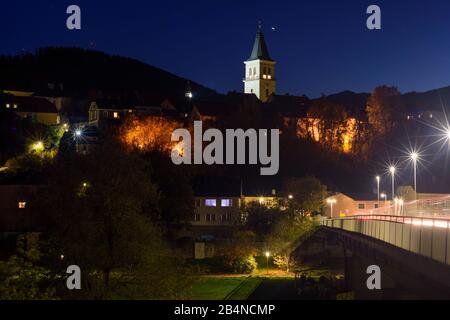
(243, 29, 276, 102)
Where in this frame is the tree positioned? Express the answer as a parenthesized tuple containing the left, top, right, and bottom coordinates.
(119, 115, 181, 153)
(266, 216, 316, 272)
(366, 85, 404, 137)
(217, 230, 258, 274)
(243, 202, 283, 238)
(300, 98, 349, 152)
(141, 151, 194, 225)
(283, 176, 327, 217)
(0, 234, 56, 300)
(38, 138, 194, 299)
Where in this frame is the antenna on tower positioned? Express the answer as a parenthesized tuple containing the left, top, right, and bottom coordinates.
(257, 21, 262, 32)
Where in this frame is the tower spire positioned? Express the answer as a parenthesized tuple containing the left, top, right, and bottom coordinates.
(247, 25, 273, 62)
(243, 24, 277, 102)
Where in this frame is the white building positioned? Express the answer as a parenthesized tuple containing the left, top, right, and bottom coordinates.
(243, 27, 276, 102)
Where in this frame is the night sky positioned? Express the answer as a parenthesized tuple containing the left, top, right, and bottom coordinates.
(3, 0, 450, 97)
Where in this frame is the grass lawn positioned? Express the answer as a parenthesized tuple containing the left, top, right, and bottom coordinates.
(226, 277, 262, 300)
(189, 276, 262, 300)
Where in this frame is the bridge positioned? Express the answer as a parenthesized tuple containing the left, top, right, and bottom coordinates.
(317, 213, 450, 299)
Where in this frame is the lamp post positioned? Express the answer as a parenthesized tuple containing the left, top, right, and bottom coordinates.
(375, 176, 380, 207)
(380, 193, 387, 206)
(327, 198, 337, 218)
(411, 152, 418, 200)
(389, 166, 396, 203)
(265, 251, 270, 276)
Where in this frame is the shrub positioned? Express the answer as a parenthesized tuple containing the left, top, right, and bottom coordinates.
(231, 256, 258, 274)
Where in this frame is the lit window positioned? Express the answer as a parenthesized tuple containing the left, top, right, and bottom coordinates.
(18, 202, 26, 209)
(13, 104, 18, 109)
(6, 103, 10, 108)
(221, 199, 232, 207)
(205, 199, 216, 207)
(267, 75, 272, 79)
(113, 112, 119, 118)
(263, 74, 267, 79)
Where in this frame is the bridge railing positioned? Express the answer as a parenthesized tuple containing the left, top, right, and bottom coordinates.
(322, 215, 450, 266)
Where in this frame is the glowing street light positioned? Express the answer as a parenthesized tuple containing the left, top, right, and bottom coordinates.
(375, 176, 380, 207)
(288, 194, 293, 199)
(410, 152, 419, 199)
(32, 141, 44, 151)
(327, 198, 337, 218)
(380, 193, 387, 206)
(389, 166, 396, 201)
(265, 251, 270, 275)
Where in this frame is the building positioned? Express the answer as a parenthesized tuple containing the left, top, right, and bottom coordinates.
(324, 187, 450, 218)
(88, 97, 181, 126)
(323, 193, 381, 218)
(0, 94, 60, 125)
(192, 195, 241, 227)
(74, 125, 100, 155)
(187, 92, 260, 127)
(243, 26, 276, 102)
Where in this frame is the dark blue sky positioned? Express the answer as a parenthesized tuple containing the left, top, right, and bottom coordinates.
(3, 0, 450, 97)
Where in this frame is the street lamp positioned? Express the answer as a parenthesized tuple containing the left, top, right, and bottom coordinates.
(327, 198, 337, 218)
(265, 251, 270, 275)
(288, 194, 293, 199)
(410, 152, 418, 199)
(380, 193, 387, 206)
(32, 141, 44, 152)
(389, 166, 396, 202)
(375, 176, 380, 207)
